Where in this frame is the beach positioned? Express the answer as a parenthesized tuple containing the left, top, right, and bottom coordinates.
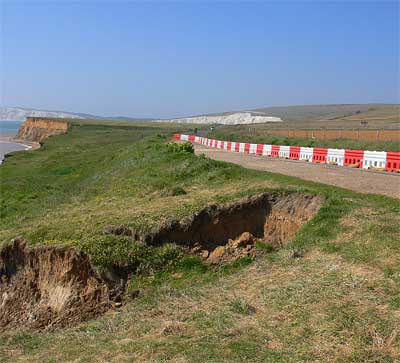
(0, 139, 29, 163)
(0, 120, 39, 163)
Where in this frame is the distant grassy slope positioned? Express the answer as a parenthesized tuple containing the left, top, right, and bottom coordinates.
(248, 103, 399, 123)
(0, 120, 399, 362)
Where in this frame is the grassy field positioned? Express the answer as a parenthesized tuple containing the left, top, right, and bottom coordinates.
(247, 104, 400, 125)
(0, 120, 399, 362)
(209, 128, 400, 152)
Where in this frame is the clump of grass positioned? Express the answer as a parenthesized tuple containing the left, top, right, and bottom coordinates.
(77, 235, 185, 273)
(162, 186, 187, 196)
(166, 141, 194, 153)
(290, 247, 305, 258)
(127, 255, 207, 293)
(229, 297, 256, 315)
(255, 241, 275, 253)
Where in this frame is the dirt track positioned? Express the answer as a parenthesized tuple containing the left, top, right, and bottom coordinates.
(194, 144, 400, 199)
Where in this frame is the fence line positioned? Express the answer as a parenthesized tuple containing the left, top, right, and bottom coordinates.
(252, 129, 400, 141)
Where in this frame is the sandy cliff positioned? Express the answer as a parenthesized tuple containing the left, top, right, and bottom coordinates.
(15, 117, 70, 143)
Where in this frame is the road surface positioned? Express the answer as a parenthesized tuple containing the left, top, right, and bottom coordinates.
(194, 144, 400, 199)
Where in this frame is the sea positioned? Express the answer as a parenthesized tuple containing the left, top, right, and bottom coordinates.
(0, 120, 28, 164)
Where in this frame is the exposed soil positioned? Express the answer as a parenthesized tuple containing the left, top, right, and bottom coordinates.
(145, 192, 323, 250)
(202, 232, 257, 264)
(0, 192, 323, 331)
(108, 192, 323, 257)
(0, 240, 110, 331)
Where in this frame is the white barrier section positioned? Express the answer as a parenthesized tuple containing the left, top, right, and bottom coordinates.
(363, 151, 387, 169)
(327, 148, 345, 166)
(262, 144, 272, 156)
(279, 145, 290, 158)
(177, 134, 399, 173)
(300, 147, 313, 162)
(249, 143, 258, 154)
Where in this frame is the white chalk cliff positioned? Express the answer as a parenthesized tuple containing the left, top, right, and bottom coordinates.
(0, 107, 86, 121)
(156, 112, 282, 125)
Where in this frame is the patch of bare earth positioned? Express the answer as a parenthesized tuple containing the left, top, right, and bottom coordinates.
(109, 192, 323, 262)
(0, 192, 323, 331)
(0, 240, 110, 331)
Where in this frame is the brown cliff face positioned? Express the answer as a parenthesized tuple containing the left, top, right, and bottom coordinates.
(15, 117, 70, 143)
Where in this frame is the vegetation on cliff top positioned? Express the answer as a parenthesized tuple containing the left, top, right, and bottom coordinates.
(0, 120, 399, 362)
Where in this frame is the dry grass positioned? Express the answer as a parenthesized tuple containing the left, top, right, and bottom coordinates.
(2, 246, 398, 363)
(1, 121, 399, 362)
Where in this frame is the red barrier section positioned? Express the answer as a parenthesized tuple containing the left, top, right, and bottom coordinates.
(386, 152, 400, 172)
(271, 145, 280, 157)
(289, 146, 300, 160)
(344, 149, 364, 167)
(313, 148, 328, 163)
(176, 134, 398, 173)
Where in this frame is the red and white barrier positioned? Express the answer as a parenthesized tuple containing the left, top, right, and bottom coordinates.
(173, 134, 400, 173)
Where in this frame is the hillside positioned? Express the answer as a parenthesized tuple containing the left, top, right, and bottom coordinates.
(155, 104, 399, 125)
(0, 107, 88, 121)
(0, 107, 150, 122)
(0, 119, 399, 362)
(3, 104, 398, 125)
(249, 103, 400, 123)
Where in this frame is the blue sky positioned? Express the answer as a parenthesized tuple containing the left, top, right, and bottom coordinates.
(1, 1, 398, 118)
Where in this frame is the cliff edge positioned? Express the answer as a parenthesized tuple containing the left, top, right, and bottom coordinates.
(15, 117, 70, 143)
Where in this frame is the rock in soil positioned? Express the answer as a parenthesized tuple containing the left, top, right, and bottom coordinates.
(206, 232, 257, 265)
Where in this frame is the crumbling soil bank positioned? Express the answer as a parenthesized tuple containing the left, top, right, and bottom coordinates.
(0, 240, 110, 331)
(138, 192, 324, 250)
(0, 193, 323, 331)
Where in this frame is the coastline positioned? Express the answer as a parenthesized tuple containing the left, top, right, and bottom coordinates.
(0, 137, 41, 164)
(0, 136, 41, 150)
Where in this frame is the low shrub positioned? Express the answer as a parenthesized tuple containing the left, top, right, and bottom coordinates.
(166, 141, 194, 154)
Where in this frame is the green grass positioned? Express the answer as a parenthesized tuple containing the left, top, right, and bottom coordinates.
(208, 129, 400, 151)
(0, 120, 399, 362)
